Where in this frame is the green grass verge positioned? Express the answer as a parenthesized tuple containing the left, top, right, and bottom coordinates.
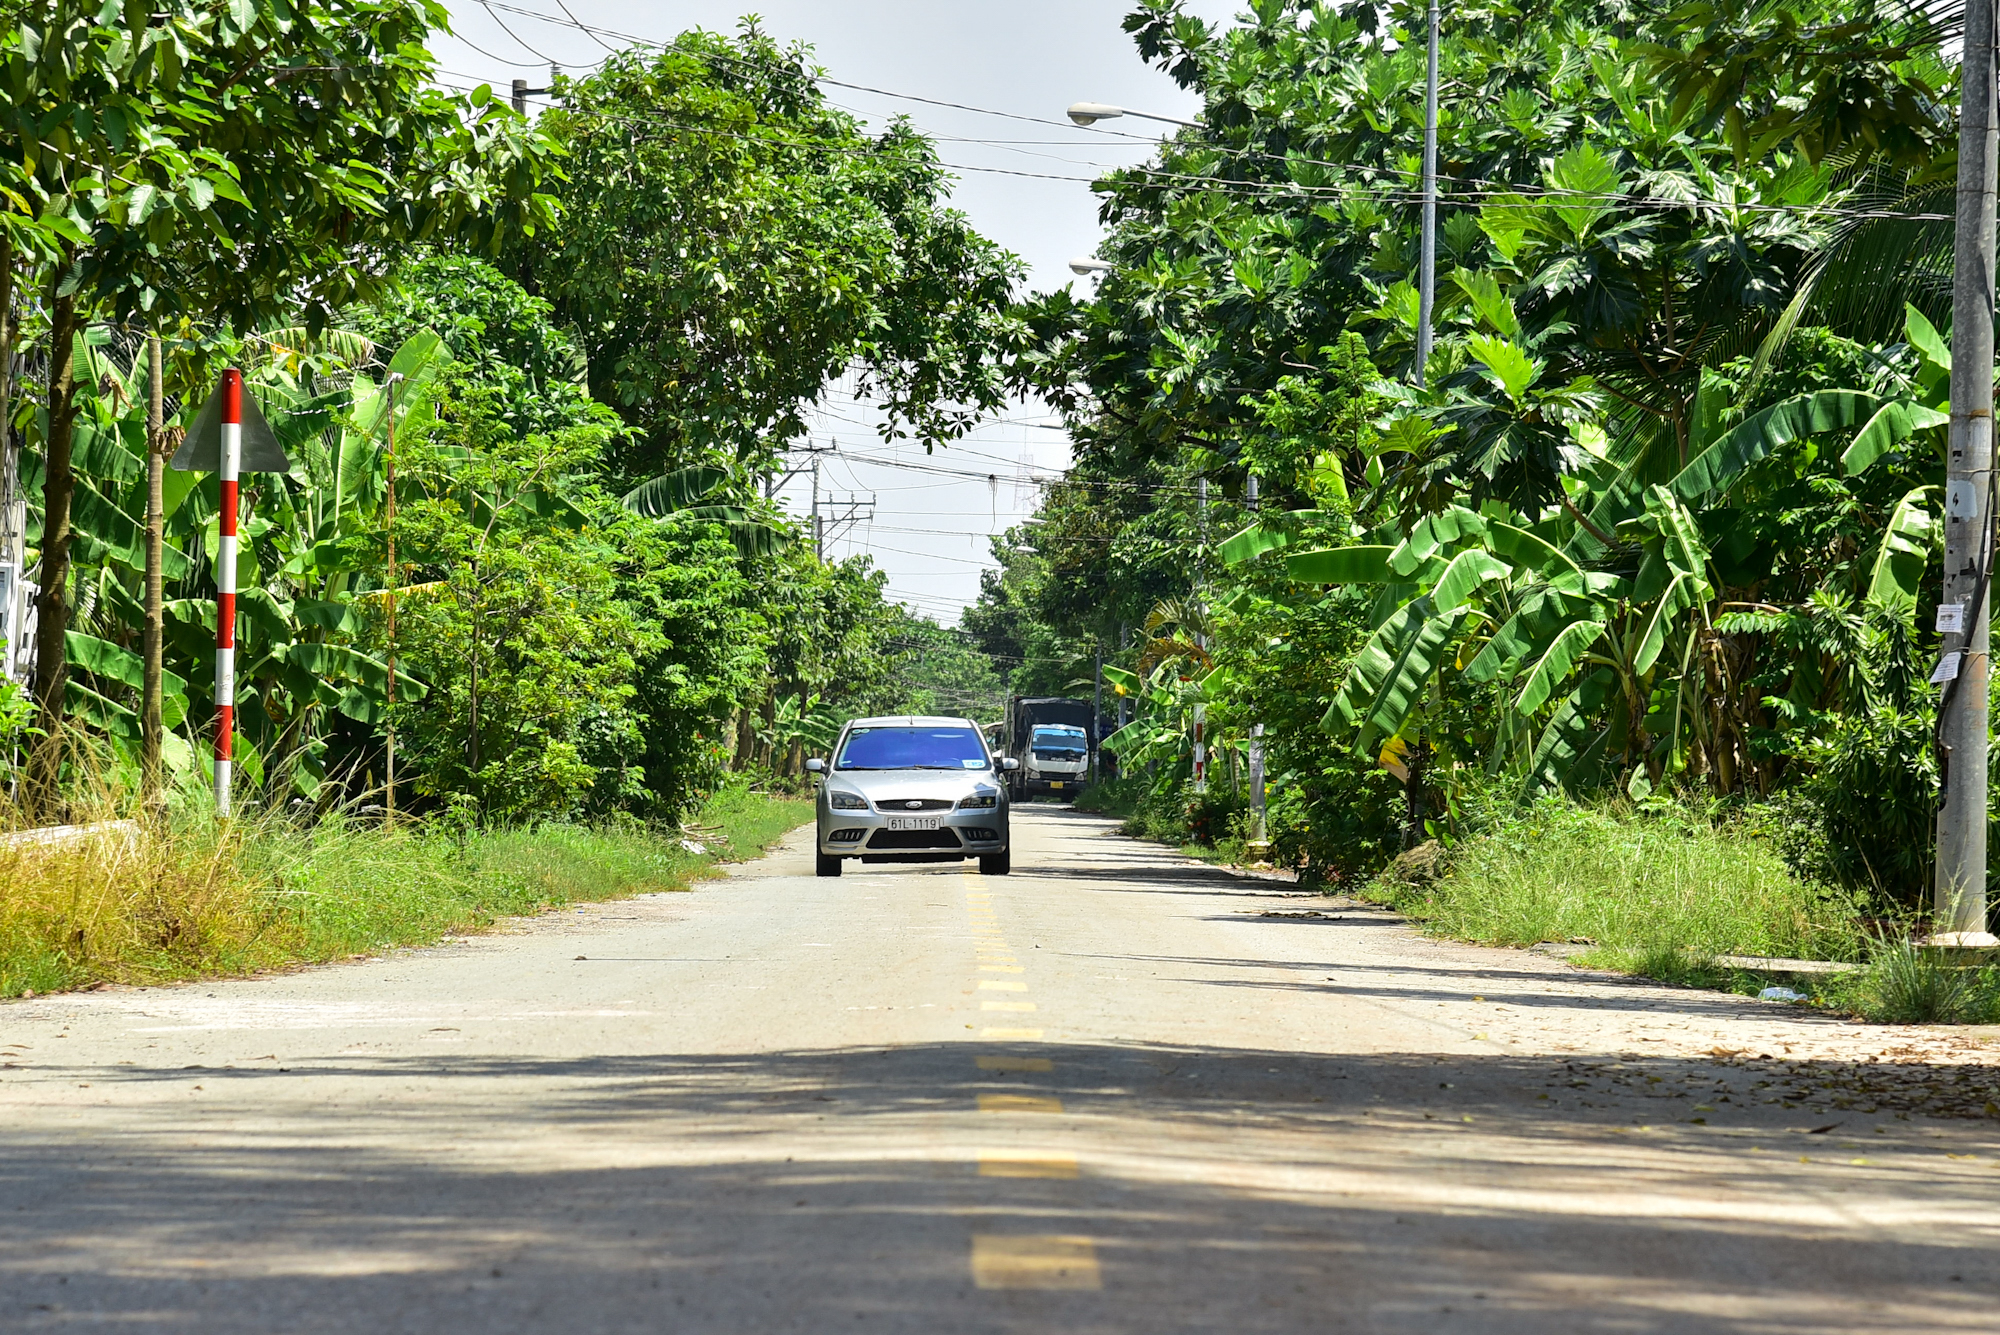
(1365, 800, 1862, 963)
(1360, 798, 2000, 1024)
(0, 785, 812, 998)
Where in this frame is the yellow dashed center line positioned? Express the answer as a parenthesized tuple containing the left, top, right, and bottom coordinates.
(978, 1093, 1064, 1114)
(978, 1153, 1078, 1179)
(976, 1056, 1051, 1072)
(970, 1235, 1100, 1289)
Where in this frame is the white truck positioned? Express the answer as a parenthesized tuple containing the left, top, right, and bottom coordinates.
(1003, 696, 1093, 800)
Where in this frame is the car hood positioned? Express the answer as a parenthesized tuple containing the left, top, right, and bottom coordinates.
(826, 770, 998, 803)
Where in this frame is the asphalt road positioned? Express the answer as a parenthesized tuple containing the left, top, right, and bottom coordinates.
(3, 807, 1998, 1333)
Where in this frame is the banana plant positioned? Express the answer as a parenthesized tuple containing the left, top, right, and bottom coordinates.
(620, 465, 790, 557)
(1263, 315, 1943, 798)
(48, 326, 442, 797)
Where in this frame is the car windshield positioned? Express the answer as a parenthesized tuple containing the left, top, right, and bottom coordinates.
(837, 726, 990, 771)
(1032, 726, 1087, 755)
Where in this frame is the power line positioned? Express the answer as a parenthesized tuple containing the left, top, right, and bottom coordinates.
(448, 7, 1952, 224)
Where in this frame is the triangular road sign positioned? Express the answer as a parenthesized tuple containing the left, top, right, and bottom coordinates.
(170, 381, 292, 473)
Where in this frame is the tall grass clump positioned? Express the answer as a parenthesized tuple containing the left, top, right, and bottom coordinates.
(1369, 798, 1861, 965)
(0, 779, 812, 998)
(0, 808, 286, 995)
(1850, 939, 2000, 1024)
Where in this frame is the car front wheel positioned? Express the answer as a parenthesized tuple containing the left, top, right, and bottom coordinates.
(815, 852, 843, 878)
(978, 850, 1011, 876)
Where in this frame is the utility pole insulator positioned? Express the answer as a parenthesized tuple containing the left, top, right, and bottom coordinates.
(511, 77, 552, 117)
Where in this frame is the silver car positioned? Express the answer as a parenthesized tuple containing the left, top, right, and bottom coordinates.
(806, 715, 1017, 878)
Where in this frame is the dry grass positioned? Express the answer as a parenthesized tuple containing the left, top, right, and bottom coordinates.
(0, 816, 289, 995)
(0, 785, 813, 998)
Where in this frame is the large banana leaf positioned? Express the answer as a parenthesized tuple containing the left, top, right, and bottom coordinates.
(620, 466, 731, 517)
(1286, 545, 1395, 583)
(1865, 485, 1936, 612)
(1643, 486, 1713, 584)
(676, 504, 789, 558)
(1218, 519, 1288, 566)
(1430, 549, 1514, 611)
(65, 631, 188, 699)
(71, 481, 190, 578)
(1327, 598, 1463, 748)
(1669, 390, 1881, 502)
(1525, 668, 1618, 795)
(288, 642, 425, 700)
(1513, 618, 1607, 713)
(1486, 520, 1580, 578)
(1388, 505, 1485, 574)
(1839, 399, 1948, 476)
(1462, 586, 1586, 683)
(1355, 607, 1465, 749)
(1630, 570, 1700, 675)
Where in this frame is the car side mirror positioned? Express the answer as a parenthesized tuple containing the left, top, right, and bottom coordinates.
(805, 758, 825, 773)
(1000, 757, 1020, 772)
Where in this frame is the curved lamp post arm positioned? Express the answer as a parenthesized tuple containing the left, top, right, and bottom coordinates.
(1066, 101, 1202, 129)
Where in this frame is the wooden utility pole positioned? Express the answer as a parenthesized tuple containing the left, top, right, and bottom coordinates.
(141, 333, 166, 805)
(1935, 0, 2000, 945)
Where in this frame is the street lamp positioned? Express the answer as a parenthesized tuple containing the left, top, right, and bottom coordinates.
(1068, 258, 1115, 276)
(1066, 101, 1201, 129)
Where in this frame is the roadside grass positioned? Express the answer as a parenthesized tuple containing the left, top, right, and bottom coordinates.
(1072, 777, 1146, 818)
(0, 784, 811, 999)
(1839, 939, 2000, 1024)
(1354, 797, 2000, 1024)
(1363, 800, 1863, 968)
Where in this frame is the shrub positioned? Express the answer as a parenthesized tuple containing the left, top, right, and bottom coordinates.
(1776, 706, 1937, 906)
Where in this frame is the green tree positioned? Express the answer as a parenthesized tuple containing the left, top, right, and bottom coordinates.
(390, 396, 650, 822)
(515, 27, 1025, 480)
(2, 0, 555, 786)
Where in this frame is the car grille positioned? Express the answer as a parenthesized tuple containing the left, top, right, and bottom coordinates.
(878, 798, 954, 811)
(867, 828, 965, 850)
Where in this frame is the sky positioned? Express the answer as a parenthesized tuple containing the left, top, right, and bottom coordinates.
(435, 0, 1239, 624)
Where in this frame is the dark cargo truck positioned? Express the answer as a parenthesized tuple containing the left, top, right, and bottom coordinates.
(1003, 696, 1093, 800)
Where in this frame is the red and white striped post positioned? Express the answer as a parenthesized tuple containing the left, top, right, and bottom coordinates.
(213, 369, 242, 816)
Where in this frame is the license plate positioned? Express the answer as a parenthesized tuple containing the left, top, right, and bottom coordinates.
(1048, 781, 1064, 789)
(886, 816, 942, 831)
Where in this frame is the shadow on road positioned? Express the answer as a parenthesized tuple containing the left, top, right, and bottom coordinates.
(4, 1040, 1996, 1333)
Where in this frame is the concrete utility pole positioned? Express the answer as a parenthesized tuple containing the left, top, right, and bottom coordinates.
(1245, 474, 1268, 857)
(1936, 0, 2000, 945)
(0, 252, 21, 689)
(383, 374, 402, 825)
(141, 333, 165, 805)
(1414, 0, 1440, 384)
(510, 66, 556, 115)
(1091, 644, 1103, 784)
(814, 492, 875, 553)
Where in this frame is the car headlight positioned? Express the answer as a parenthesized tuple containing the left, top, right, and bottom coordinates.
(828, 790, 869, 811)
(957, 793, 998, 809)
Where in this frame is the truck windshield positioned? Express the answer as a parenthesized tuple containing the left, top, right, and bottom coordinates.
(1031, 726, 1088, 759)
(837, 726, 991, 771)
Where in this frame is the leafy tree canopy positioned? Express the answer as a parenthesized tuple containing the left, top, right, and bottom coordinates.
(514, 26, 1028, 481)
